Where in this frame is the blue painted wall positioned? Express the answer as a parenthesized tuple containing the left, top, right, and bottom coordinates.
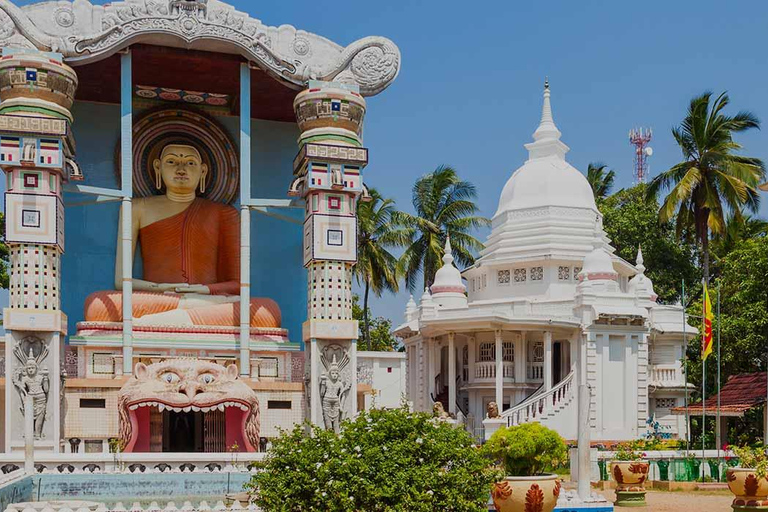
(34, 472, 251, 503)
(61, 101, 305, 343)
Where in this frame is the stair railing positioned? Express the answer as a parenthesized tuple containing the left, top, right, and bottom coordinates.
(501, 370, 575, 427)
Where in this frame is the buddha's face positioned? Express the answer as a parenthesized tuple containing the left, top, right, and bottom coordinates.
(153, 144, 208, 195)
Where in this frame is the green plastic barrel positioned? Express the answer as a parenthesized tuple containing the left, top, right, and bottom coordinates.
(656, 460, 670, 481)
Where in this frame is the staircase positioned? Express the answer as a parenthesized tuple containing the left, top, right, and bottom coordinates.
(500, 369, 577, 439)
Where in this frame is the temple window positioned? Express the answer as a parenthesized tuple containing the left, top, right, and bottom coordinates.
(530, 266, 543, 280)
(532, 341, 544, 362)
(502, 341, 514, 362)
(655, 398, 676, 409)
(497, 269, 510, 285)
(267, 400, 292, 409)
(574, 266, 582, 278)
(80, 398, 106, 409)
(514, 268, 526, 283)
(558, 266, 570, 280)
(478, 342, 495, 362)
(258, 357, 279, 378)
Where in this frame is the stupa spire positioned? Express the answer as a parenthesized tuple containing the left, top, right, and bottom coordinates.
(525, 79, 569, 160)
(442, 235, 454, 265)
(532, 78, 561, 143)
(636, 245, 646, 274)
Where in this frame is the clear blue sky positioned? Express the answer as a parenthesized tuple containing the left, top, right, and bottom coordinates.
(4, 0, 768, 330)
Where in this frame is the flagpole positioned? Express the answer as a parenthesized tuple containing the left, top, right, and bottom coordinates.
(716, 282, 721, 475)
(702, 279, 707, 479)
(683, 279, 690, 454)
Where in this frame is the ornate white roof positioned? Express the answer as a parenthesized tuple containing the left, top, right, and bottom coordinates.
(0, 0, 400, 96)
(494, 82, 596, 216)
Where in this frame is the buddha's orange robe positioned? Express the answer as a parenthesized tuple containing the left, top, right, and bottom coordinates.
(84, 198, 281, 328)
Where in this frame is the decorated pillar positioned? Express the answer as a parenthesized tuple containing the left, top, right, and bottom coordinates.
(290, 81, 368, 430)
(0, 48, 78, 453)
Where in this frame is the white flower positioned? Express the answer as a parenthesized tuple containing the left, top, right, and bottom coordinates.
(415, 438, 423, 444)
(315, 462, 322, 468)
(354, 446, 361, 452)
(426, 490, 434, 496)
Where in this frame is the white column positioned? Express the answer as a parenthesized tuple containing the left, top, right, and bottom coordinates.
(427, 338, 436, 402)
(468, 336, 476, 384)
(120, 51, 134, 375)
(448, 332, 456, 415)
(570, 330, 579, 374)
(516, 332, 526, 384)
(544, 330, 553, 391)
(310, 338, 319, 425)
(495, 330, 503, 408)
(238, 62, 251, 376)
(350, 339, 358, 414)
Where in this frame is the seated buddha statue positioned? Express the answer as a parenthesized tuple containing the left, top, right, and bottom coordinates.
(84, 143, 281, 329)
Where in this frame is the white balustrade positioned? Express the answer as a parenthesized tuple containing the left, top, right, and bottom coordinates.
(0, 452, 266, 477)
(474, 361, 514, 381)
(649, 365, 681, 385)
(503, 370, 574, 427)
(5, 501, 263, 512)
(527, 362, 544, 381)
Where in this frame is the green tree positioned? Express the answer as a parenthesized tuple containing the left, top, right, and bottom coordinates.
(647, 91, 765, 285)
(599, 184, 698, 303)
(710, 211, 768, 263)
(249, 407, 499, 511)
(354, 188, 409, 349)
(352, 295, 400, 351)
(399, 166, 489, 291)
(685, 236, 768, 445)
(0, 211, 8, 289)
(586, 162, 616, 203)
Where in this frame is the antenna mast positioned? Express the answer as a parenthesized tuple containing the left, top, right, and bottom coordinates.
(629, 127, 653, 183)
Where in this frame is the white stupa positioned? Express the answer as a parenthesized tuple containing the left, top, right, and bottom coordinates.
(396, 81, 695, 443)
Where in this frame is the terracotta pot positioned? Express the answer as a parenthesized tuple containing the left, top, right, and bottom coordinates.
(610, 460, 649, 507)
(726, 467, 768, 510)
(491, 474, 561, 512)
(610, 460, 650, 490)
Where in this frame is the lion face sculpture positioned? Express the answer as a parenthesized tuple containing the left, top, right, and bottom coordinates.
(486, 401, 500, 419)
(118, 359, 260, 452)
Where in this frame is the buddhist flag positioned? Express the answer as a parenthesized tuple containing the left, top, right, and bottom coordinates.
(702, 283, 714, 361)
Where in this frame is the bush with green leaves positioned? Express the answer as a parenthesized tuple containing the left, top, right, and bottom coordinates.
(482, 422, 567, 476)
(247, 407, 499, 511)
(612, 441, 646, 462)
(732, 444, 768, 478)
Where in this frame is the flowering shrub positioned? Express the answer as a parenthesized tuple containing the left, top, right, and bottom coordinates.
(612, 441, 646, 461)
(247, 407, 499, 511)
(732, 444, 768, 478)
(482, 422, 567, 476)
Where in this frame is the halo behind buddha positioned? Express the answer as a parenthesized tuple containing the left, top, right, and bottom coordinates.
(123, 107, 239, 204)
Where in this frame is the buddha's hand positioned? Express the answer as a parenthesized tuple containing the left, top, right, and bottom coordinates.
(175, 284, 211, 294)
(150, 282, 190, 292)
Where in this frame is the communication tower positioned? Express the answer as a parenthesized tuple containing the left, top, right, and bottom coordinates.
(629, 127, 653, 183)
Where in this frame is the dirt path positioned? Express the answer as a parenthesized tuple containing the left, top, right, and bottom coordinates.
(601, 489, 732, 512)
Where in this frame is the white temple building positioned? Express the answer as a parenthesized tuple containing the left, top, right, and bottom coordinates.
(395, 83, 695, 442)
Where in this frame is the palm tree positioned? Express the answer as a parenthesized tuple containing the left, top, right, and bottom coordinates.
(586, 162, 616, 202)
(354, 188, 410, 350)
(398, 165, 490, 291)
(711, 211, 768, 261)
(647, 91, 765, 284)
